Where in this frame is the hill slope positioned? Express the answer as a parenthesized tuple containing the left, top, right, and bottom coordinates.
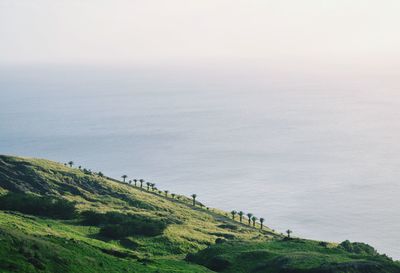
(0, 155, 399, 273)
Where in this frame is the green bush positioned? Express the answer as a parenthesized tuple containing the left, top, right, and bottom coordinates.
(0, 193, 76, 219)
(339, 240, 378, 256)
(81, 211, 167, 238)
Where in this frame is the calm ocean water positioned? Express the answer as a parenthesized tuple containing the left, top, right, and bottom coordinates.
(1, 66, 399, 259)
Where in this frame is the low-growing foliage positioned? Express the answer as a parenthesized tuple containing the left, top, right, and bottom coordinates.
(0, 192, 76, 219)
(82, 211, 168, 238)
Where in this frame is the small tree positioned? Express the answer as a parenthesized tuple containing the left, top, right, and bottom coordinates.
(191, 194, 197, 206)
(139, 179, 144, 188)
(247, 213, 253, 225)
(133, 179, 138, 187)
(151, 183, 156, 191)
(286, 230, 292, 238)
(121, 175, 128, 182)
(260, 218, 265, 230)
(68, 161, 74, 167)
(98, 172, 104, 177)
(164, 190, 169, 197)
(146, 182, 151, 191)
(78, 166, 82, 170)
(251, 216, 257, 227)
(238, 211, 244, 223)
(231, 210, 237, 220)
(171, 193, 176, 199)
(128, 180, 132, 185)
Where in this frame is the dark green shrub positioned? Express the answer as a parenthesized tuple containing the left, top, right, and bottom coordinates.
(0, 193, 76, 219)
(339, 240, 378, 256)
(218, 224, 238, 230)
(81, 210, 167, 238)
(319, 241, 329, 247)
(208, 256, 231, 271)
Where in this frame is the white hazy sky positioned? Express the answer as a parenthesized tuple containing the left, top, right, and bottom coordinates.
(1, 0, 400, 68)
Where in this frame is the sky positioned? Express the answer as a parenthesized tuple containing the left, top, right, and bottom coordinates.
(1, 0, 400, 69)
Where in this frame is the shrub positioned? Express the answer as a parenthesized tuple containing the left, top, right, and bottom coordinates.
(208, 256, 231, 271)
(0, 193, 76, 219)
(339, 240, 378, 256)
(81, 211, 167, 238)
(319, 241, 329, 247)
(218, 224, 238, 230)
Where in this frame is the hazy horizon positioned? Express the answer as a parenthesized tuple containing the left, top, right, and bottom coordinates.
(1, 0, 400, 69)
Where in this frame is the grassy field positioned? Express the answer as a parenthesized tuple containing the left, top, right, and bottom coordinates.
(0, 155, 399, 273)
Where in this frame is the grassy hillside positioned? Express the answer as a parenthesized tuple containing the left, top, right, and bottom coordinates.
(0, 155, 399, 273)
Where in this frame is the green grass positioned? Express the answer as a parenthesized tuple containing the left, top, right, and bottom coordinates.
(0, 155, 399, 273)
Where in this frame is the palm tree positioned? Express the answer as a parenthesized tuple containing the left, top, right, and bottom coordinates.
(146, 182, 151, 191)
(133, 179, 138, 187)
(259, 218, 265, 230)
(121, 175, 128, 182)
(171, 193, 176, 199)
(191, 194, 197, 206)
(78, 165, 82, 170)
(231, 210, 237, 220)
(247, 213, 253, 225)
(68, 161, 74, 167)
(238, 211, 244, 223)
(164, 190, 169, 197)
(139, 179, 144, 188)
(251, 216, 257, 227)
(286, 229, 292, 238)
(128, 180, 132, 185)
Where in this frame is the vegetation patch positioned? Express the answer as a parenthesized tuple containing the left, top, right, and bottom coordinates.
(187, 239, 400, 273)
(82, 211, 169, 238)
(0, 192, 76, 219)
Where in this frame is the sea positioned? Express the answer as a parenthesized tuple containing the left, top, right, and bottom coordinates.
(1, 64, 399, 259)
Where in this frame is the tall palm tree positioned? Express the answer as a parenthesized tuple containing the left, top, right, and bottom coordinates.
(286, 230, 292, 238)
(139, 179, 144, 188)
(238, 211, 244, 223)
(247, 213, 253, 225)
(133, 179, 138, 187)
(164, 190, 169, 197)
(68, 161, 74, 167)
(146, 182, 151, 191)
(121, 175, 128, 182)
(231, 210, 237, 220)
(251, 216, 257, 227)
(191, 194, 197, 206)
(259, 218, 265, 230)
